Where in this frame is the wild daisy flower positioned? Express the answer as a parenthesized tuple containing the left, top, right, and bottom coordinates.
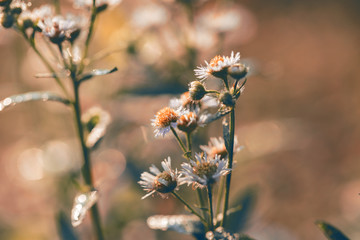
(181, 153, 230, 188)
(138, 157, 182, 199)
(73, 0, 121, 9)
(194, 51, 240, 81)
(18, 4, 54, 28)
(82, 106, 111, 148)
(151, 107, 186, 137)
(38, 14, 84, 44)
(200, 136, 243, 159)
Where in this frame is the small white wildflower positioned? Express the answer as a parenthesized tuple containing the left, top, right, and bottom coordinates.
(82, 106, 111, 148)
(181, 153, 230, 188)
(38, 14, 84, 44)
(138, 157, 182, 199)
(200, 136, 243, 159)
(18, 4, 54, 28)
(151, 107, 187, 137)
(73, 0, 121, 9)
(194, 52, 240, 81)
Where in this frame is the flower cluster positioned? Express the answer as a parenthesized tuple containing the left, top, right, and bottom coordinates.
(140, 52, 249, 237)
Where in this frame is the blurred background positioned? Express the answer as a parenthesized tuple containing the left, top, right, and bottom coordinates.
(0, 0, 360, 239)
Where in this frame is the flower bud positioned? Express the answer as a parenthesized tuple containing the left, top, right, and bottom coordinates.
(1, 13, 14, 28)
(219, 92, 235, 107)
(154, 172, 177, 193)
(189, 81, 206, 101)
(228, 63, 248, 80)
(177, 112, 198, 133)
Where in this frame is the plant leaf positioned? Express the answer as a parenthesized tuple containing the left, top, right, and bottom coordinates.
(56, 212, 79, 240)
(315, 221, 350, 240)
(225, 187, 257, 233)
(147, 214, 205, 239)
(0, 91, 70, 112)
(79, 67, 118, 82)
(201, 108, 232, 125)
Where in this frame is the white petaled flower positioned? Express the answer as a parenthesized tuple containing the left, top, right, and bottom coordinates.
(206, 227, 240, 240)
(194, 51, 240, 81)
(38, 13, 84, 44)
(73, 0, 121, 9)
(138, 157, 182, 199)
(151, 107, 187, 137)
(18, 4, 54, 28)
(200, 136, 243, 159)
(181, 153, 230, 188)
(82, 106, 111, 148)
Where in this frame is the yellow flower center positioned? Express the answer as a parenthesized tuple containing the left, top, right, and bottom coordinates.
(193, 162, 217, 180)
(155, 107, 178, 127)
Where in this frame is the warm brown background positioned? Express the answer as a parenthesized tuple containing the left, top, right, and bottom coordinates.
(0, 0, 359, 239)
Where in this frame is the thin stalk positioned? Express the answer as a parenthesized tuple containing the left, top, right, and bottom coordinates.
(78, 0, 98, 74)
(53, 0, 60, 14)
(215, 177, 225, 216)
(207, 184, 215, 231)
(186, 132, 192, 154)
(221, 108, 235, 227)
(170, 126, 188, 157)
(186, 133, 206, 220)
(30, 43, 70, 99)
(172, 192, 207, 225)
(72, 80, 105, 240)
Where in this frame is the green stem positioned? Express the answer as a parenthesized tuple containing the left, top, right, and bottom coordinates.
(207, 184, 215, 231)
(78, 0, 98, 74)
(170, 127, 188, 158)
(221, 108, 235, 227)
(72, 80, 105, 240)
(172, 192, 207, 225)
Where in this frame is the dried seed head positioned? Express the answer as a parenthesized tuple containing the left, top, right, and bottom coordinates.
(153, 107, 178, 128)
(189, 81, 207, 101)
(177, 112, 198, 133)
(154, 172, 177, 193)
(228, 63, 248, 80)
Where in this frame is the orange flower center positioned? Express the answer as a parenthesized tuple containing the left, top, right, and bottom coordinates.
(209, 55, 224, 68)
(155, 107, 178, 127)
(210, 145, 228, 159)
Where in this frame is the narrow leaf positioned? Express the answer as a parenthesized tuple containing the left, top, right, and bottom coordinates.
(226, 187, 257, 233)
(147, 214, 205, 238)
(316, 221, 350, 240)
(79, 67, 118, 82)
(201, 108, 232, 125)
(0, 92, 70, 112)
(57, 212, 79, 240)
